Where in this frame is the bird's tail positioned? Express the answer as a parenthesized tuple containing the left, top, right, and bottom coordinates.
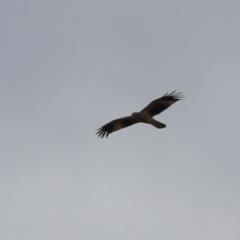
(149, 118, 166, 129)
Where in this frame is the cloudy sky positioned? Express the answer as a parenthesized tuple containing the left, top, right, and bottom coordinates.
(1, 1, 240, 239)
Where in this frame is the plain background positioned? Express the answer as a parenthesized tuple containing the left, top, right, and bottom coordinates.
(1, 1, 240, 239)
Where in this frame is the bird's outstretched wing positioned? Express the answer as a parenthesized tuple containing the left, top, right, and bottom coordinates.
(140, 91, 184, 117)
(96, 116, 138, 138)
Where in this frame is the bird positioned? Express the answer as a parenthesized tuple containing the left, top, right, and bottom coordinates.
(96, 90, 184, 138)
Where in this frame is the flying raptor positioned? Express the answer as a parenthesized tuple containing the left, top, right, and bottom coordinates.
(96, 91, 184, 138)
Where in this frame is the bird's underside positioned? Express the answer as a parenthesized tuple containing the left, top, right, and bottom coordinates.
(132, 112, 166, 128)
(96, 90, 184, 138)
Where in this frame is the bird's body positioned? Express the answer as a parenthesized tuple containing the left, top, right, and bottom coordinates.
(96, 91, 184, 138)
(131, 112, 166, 128)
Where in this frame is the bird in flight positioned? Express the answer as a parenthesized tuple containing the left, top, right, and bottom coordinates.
(96, 91, 184, 138)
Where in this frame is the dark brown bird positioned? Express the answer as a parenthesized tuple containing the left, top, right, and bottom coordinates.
(96, 91, 184, 138)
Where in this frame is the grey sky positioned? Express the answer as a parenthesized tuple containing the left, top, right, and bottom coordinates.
(1, 1, 240, 239)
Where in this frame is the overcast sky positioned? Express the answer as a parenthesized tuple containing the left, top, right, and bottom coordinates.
(1, 1, 240, 240)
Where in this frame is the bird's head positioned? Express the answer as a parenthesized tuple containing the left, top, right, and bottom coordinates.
(131, 112, 138, 118)
(132, 112, 142, 121)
